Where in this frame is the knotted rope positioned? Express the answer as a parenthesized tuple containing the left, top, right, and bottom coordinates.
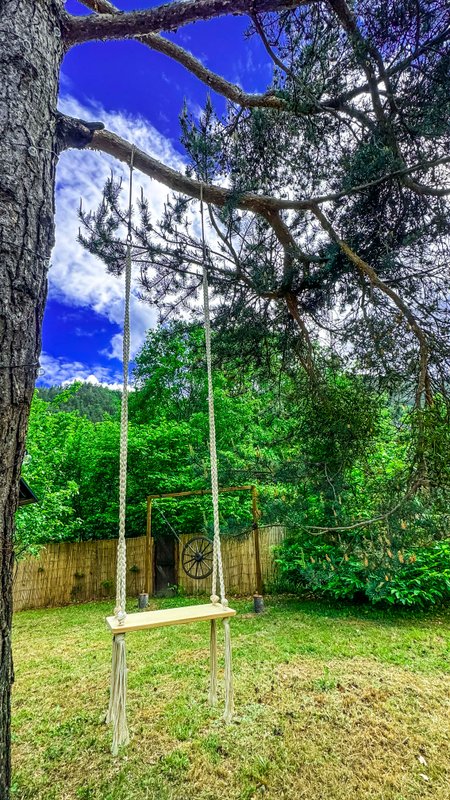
(115, 220, 132, 624)
(200, 186, 234, 721)
(106, 148, 134, 755)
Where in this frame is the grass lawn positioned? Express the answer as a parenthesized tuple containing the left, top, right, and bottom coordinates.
(11, 595, 450, 800)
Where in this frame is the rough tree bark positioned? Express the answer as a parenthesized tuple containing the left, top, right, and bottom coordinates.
(0, 1, 64, 794)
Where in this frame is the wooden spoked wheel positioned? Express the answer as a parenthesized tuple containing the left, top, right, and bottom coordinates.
(181, 536, 214, 580)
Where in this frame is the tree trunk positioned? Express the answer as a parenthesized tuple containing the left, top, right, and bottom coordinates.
(0, 2, 63, 795)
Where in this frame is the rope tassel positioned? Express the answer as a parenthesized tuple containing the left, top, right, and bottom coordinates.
(209, 619, 218, 706)
(223, 618, 234, 723)
(106, 634, 130, 756)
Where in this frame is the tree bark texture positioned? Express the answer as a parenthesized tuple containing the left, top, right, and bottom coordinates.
(0, 1, 63, 795)
(63, 0, 307, 45)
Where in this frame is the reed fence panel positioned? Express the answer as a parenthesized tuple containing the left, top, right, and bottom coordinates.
(13, 525, 285, 611)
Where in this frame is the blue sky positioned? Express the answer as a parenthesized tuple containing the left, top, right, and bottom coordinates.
(40, 1, 272, 388)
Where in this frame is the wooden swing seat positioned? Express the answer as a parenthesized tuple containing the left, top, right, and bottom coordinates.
(106, 603, 236, 635)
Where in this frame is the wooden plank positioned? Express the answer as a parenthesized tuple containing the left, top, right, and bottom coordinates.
(147, 486, 252, 500)
(106, 603, 236, 634)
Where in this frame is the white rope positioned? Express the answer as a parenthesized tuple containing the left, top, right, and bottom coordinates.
(200, 186, 234, 722)
(199, 188, 226, 607)
(106, 633, 129, 755)
(107, 151, 134, 756)
(114, 151, 134, 623)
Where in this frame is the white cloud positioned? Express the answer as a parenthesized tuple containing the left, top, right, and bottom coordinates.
(38, 352, 125, 390)
(51, 94, 187, 359)
(62, 374, 126, 392)
(62, 374, 127, 392)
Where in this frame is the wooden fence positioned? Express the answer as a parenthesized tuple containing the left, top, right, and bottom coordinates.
(13, 526, 285, 611)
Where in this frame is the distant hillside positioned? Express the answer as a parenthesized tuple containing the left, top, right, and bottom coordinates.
(38, 383, 121, 422)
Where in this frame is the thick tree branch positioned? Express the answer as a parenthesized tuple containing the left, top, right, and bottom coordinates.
(63, 0, 311, 46)
(55, 112, 104, 152)
(77, 0, 285, 110)
(144, 34, 283, 108)
(87, 127, 295, 213)
(79, 125, 450, 215)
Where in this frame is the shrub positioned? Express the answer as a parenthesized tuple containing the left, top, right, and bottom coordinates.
(276, 533, 450, 607)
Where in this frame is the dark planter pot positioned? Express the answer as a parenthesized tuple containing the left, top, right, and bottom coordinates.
(253, 593, 265, 613)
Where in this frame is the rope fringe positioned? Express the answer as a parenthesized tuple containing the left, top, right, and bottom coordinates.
(209, 619, 217, 706)
(209, 619, 218, 706)
(223, 618, 234, 722)
(107, 634, 130, 756)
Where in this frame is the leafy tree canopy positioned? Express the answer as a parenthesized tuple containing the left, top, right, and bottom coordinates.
(80, 0, 450, 413)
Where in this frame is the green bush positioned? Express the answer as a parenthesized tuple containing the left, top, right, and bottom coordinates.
(373, 540, 450, 607)
(277, 534, 450, 607)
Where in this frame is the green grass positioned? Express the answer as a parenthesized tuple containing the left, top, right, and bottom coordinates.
(11, 596, 450, 800)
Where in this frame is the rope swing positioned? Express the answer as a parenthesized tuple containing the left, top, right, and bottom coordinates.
(105, 160, 234, 755)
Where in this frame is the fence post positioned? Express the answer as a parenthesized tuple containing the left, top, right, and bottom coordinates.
(251, 485, 263, 596)
(144, 498, 153, 595)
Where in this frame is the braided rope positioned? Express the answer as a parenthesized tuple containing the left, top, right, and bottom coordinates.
(200, 188, 227, 607)
(114, 152, 134, 623)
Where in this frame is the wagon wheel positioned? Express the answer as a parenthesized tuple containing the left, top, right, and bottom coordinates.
(181, 536, 214, 580)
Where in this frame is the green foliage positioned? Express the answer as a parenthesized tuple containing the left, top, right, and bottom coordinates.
(20, 325, 450, 607)
(16, 394, 83, 558)
(15, 481, 81, 559)
(131, 322, 206, 424)
(277, 536, 450, 608)
(18, 323, 283, 553)
(38, 382, 120, 422)
(271, 373, 450, 608)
